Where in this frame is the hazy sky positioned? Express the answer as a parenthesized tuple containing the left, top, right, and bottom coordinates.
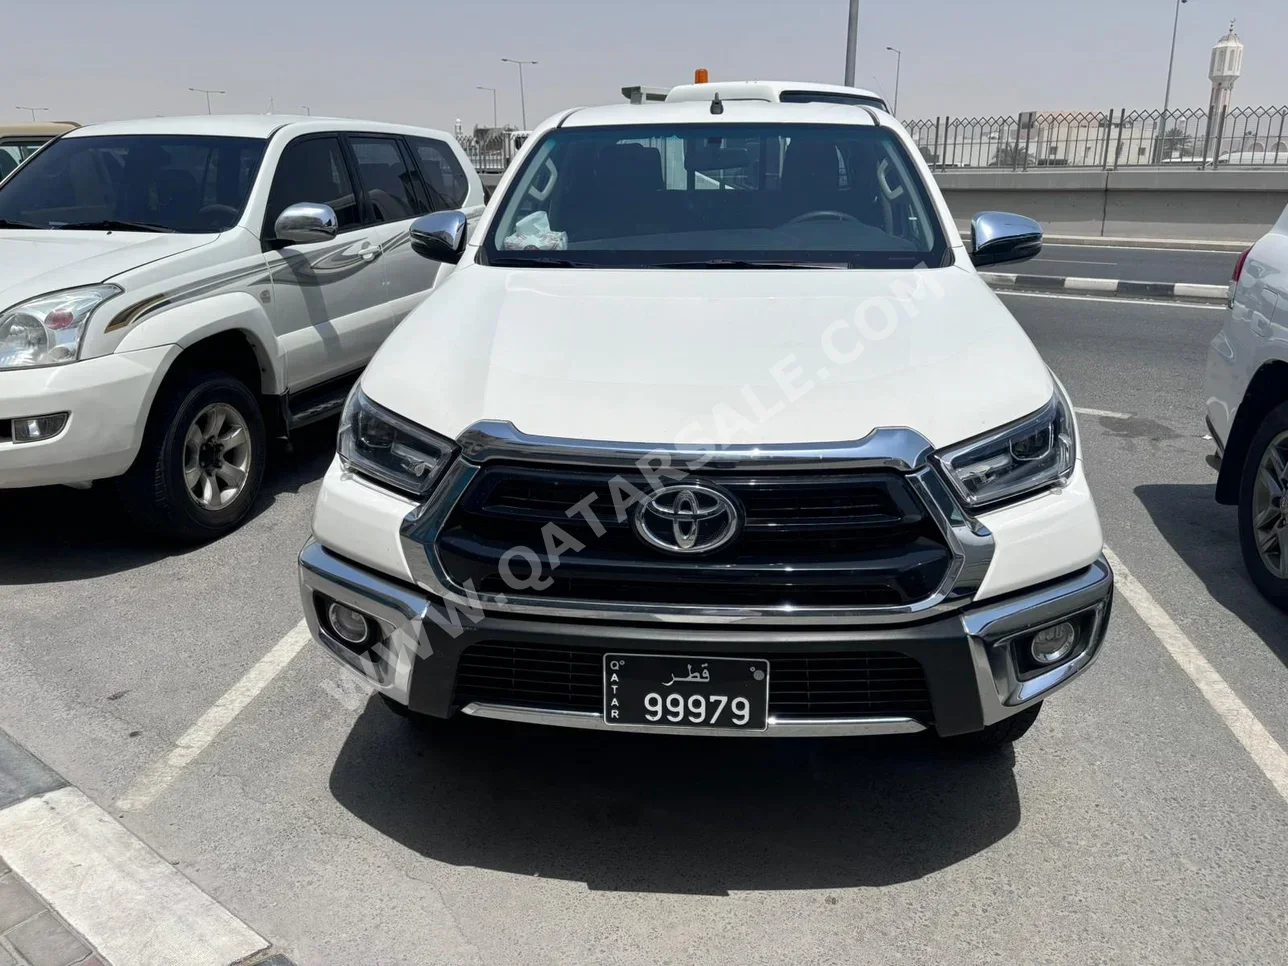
(12, 0, 1286, 130)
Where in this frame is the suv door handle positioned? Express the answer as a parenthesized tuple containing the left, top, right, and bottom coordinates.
(360, 242, 382, 262)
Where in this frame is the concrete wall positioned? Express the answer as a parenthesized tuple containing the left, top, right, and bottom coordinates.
(935, 169, 1288, 243)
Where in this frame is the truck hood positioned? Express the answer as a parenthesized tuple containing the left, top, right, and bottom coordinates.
(0, 230, 216, 309)
(361, 263, 1053, 450)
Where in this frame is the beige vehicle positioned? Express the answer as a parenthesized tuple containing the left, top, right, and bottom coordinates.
(0, 122, 79, 178)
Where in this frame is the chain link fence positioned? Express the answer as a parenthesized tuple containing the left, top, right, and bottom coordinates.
(905, 106, 1288, 170)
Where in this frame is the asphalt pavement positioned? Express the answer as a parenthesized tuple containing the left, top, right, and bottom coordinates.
(1026, 243, 1239, 286)
(3, 292, 1288, 965)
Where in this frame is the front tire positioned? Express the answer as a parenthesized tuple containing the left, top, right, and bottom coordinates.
(1238, 400, 1288, 609)
(117, 370, 266, 542)
(946, 702, 1042, 751)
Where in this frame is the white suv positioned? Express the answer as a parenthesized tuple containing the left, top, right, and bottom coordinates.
(1205, 204, 1288, 604)
(0, 115, 482, 539)
(299, 100, 1112, 747)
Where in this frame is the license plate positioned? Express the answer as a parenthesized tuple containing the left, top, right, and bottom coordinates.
(603, 653, 769, 731)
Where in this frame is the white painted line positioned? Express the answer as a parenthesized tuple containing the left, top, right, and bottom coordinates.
(0, 786, 267, 966)
(1063, 276, 1120, 293)
(1032, 258, 1118, 267)
(1104, 546, 1288, 805)
(1075, 407, 1133, 419)
(117, 620, 311, 812)
(996, 289, 1226, 309)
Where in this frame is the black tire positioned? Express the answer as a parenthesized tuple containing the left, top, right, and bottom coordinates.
(116, 369, 266, 543)
(945, 702, 1042, 751)
(1238, 400, 1288, 609)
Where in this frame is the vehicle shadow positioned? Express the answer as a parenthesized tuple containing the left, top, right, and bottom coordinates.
(329, 699, 1022, 895)
(1136, 482, 1288, 668)
(0, 418, 337, 584)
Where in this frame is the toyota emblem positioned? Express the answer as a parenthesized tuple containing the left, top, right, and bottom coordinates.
(632, 483, 743, 555)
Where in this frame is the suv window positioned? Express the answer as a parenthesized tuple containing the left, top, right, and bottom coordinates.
(408, 136, 469, 210)
(264, 135, 360, 236)
(0, 134, 265, 232)
(349, 136, 421, 224)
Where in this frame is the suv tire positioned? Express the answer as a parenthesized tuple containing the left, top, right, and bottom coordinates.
(946, 702, 1042, 751)
(1238, 400, 1288, 608)
(117, 370, 266, 542)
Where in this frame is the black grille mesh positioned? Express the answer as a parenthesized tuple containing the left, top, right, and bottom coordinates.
(453, 642, 933, 721)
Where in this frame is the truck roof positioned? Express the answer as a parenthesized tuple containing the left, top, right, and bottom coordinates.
(560, 99, 882, 129)
(665, 80, 887, 107)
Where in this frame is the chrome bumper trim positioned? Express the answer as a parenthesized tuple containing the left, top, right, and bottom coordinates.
(398, 422, 995, 626)
(460, 702, 927, 737)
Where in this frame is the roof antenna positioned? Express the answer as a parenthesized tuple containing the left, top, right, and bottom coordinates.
(710, 92, 724, 115)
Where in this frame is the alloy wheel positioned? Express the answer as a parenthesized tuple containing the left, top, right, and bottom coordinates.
(1251, 430, 1288, 578)
(181, 402, 252, 511)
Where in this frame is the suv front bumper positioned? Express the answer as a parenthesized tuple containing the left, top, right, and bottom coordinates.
(299, 540, 1113, 738)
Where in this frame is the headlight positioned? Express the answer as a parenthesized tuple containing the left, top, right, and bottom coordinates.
(934, 388, 1076, 509)
(0, 285, 122, 370)
(337, 388, 456, 497)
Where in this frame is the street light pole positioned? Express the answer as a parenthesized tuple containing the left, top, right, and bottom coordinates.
(188, 87, 225, 114)
(1158, 0, 1190, 160)
(844, 0, 860, 86)
(885, 46, 903, 116)
(501, 58, 537, 129)
(15, 106, 48, 122)
(477, 86, 498, 129)
(301, 105, 311, 116)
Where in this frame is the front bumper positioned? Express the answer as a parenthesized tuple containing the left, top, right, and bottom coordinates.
(0, 346, 175, 487)
(299, 540, 1114, 738)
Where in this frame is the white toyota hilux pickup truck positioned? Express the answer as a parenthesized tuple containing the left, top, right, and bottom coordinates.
(0, 114, 482, 539)
(300, 100, 1113, 748)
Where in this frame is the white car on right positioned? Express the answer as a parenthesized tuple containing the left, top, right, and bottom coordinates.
(1205, 204, 1288, 604)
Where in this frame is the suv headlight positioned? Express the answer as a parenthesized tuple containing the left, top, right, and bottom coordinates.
(0, 285, 122, 370)
(934, 387, 1076, 509)
(338, 388, 456, 497)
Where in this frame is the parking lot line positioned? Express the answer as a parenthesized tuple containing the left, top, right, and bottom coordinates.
(116, 620, 311, 813)
(1075, 407, 1132, 419)
(1104, 547, 1288, 804)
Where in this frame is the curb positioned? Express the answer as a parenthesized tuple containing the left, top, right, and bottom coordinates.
(980, 271, 1229, 303)
(0, 728, 294, 966)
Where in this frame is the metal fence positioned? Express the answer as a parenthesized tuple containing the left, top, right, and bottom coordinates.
(460, 131, 522, 173)
(904, 106, 1288, 170)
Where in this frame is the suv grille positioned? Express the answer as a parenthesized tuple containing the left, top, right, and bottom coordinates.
(436, 465, 953, 609)
(453, 642, 933, 721)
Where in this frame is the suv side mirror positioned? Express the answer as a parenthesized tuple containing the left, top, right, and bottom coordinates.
(410, 211, 468, 264)
(970, 211, 1043, 267)
(273, 203, 338, 245)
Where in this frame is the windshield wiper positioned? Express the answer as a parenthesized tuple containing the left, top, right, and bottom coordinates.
(487, 255, 599, 268)
(56, 219, 174, 233)
(653, 259, 849, 269)
(0, 218, 41, 230)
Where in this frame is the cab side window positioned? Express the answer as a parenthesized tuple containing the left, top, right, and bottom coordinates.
(349, 136, 421, 224)
(263, 135, 360, 237)
(407, 136, 469, 210)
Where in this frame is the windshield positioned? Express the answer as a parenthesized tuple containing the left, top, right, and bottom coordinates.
(0, 134, 266, 232)
(484, 122, 947, 269)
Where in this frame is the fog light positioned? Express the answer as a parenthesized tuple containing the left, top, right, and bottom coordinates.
(1031, 622, 1077, 665)
(327, 602, 373, 646)
(12, 412, 69, 443)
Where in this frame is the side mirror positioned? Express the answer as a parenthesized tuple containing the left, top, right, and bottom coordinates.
(970, 211, 1043, 267)
(409, 210, 468, 264)
(273, 203, 338, 245)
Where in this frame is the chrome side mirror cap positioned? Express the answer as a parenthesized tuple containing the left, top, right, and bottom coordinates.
(970, 211, 1043, 268)
(409, 210, 468, 264)
(273, 202, 338, 245)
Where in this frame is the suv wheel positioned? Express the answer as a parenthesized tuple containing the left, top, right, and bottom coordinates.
(946, 702, 1042, 751)
(1238, 400, 1288, 608)
(117, 370, 266, 542)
